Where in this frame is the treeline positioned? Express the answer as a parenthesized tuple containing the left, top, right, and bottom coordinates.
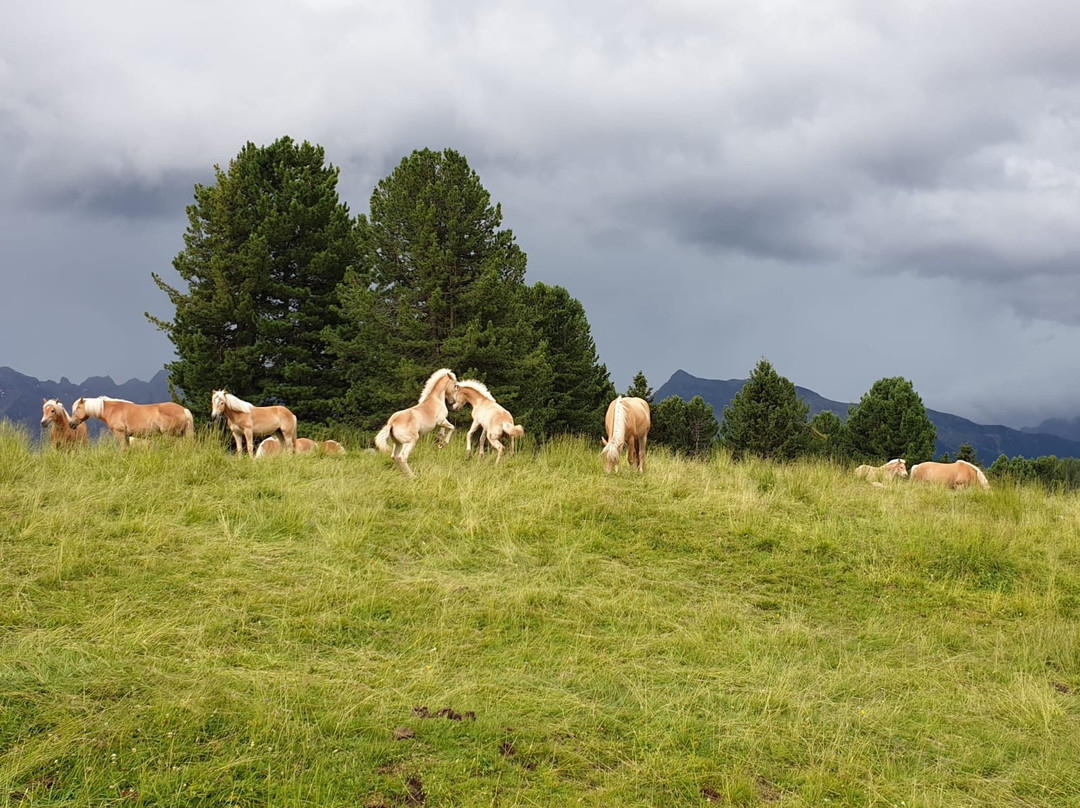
(149, 139, 614, 437)
(989, 455, 1080, 491)
(631, 361, 940, 465)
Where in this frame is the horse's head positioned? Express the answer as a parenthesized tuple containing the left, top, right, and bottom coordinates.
(892, 459, 909, 478)
(68, 397, 88, 428)
(41, 399, 61, 428)
(210, 390, 227, 420)
(601, 439, 620, 474)
(443, 374, 459, 408)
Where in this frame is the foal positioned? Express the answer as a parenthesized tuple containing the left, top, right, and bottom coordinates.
(374, 368, 458, 477)
(451, 379, 524, 464)
(41, 399, 88, 448)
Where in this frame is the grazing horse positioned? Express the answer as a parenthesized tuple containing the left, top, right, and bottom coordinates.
(855, 458, 908, 484)
(601, 396, 651, 474)
(69, 396, 193, 447)
(909, 459, 991, 491)
(255, 436, 346, 457)
(374, 368, 458, 477)
(40, 399, 88, 449)
(451, 379, 525, 464)
(211, 390, 298, 457)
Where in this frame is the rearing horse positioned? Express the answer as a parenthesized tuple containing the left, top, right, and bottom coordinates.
(601, 396, 651, 474)
(451, 379, 524, 464)
(211, 390, 298, 457)
(374, 368, 458, 477)
(41, 398, 88, 449)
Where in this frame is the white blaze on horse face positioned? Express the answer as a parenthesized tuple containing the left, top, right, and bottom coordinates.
(211, 391, 226, 418)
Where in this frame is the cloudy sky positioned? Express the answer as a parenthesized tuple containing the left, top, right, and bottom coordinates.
(3, 1, 1080, 428)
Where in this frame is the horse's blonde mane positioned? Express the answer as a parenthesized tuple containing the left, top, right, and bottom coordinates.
(75, 396, 131, 418)
(457, 379, 495, 401)
(417, 368, 456, 403)
(215, 390, 254, 413)
(603, 396, 627, 463)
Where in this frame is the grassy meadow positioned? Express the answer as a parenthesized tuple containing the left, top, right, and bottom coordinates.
(2, 425, 1080, 806)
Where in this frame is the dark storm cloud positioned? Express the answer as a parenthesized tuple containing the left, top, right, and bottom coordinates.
(5, 0, 1080, 427)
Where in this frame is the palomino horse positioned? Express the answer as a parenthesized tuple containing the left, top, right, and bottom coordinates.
(40, 398, 88, 449)
(69, 396, 194, 447)
(909, 459, 990, 491)
(601, 396, 651, 474)
(451, 379, 524, 464)
(211, 390, 298, 457)
(855, 458, 908, 484)
(255, 436, 346, 457)
(374, 368, 458, 477)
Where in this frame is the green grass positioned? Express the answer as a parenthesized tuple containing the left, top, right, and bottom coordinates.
(2, 424, 1080, 806)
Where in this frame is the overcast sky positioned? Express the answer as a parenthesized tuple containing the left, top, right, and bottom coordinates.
(3, 1, 1080, 428)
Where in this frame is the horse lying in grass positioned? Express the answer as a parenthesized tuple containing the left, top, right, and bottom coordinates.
(41, 399, 88, 449)
(855, 458, 908, 484)
(601, 396, 651, 474)
(211, 390, 298, 457)
(909, 459, 990, 491)
(255, 436, 346, 457)
(374, 368, 458, 478)
(70, 396, 193, 448)
(451, 379, 524, 464)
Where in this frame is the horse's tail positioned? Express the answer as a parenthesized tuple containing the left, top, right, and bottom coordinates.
(602, 397, 626, 467)
(183, 407, 194, 437)
(374, 423, 393, 454)
(504, 422, 525, 438)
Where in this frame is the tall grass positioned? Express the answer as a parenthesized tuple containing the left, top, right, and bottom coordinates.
(1, 424, 1079, 806)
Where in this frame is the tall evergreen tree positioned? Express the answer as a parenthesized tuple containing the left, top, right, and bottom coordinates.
(147, 137, 357, 422)
(329, 148, 544, 428)
(843, 377, 936, 464)
(625, 371, 654, 402)
(720, 358, 810, 460)
(329, 150, 611, 436)
(522, 282, 614, 437)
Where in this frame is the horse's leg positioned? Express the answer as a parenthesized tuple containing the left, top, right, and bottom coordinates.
(627, 435, 638, 470)
(114, 429, 129, 450)
(232, 429, 244, 456)
(396, 440, 417, 478)
(437, 419, 455, 448)
(245, 428, 255, 457)
(478, 429, 487, 458)
(488, 434, 506, 465)
(637, 434, 647, 472)
(466, 422, 481, 458)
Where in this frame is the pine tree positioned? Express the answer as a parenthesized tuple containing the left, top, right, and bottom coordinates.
(329, 148, 541, 429)
(843, 377, 937, 464)
(719, 359, 810, 460)
(625, 371, 654, 403)
(147, 136, 357, 422)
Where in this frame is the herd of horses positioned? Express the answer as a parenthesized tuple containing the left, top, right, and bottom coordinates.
(37, 371, 991, 489)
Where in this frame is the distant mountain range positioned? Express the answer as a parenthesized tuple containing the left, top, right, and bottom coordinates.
(0, 366, 172, 441)
(655, 369, 1080, 462)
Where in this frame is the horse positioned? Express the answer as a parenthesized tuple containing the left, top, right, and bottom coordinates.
(211, 390, 298, 457)
(909, 459, 991, 491)
(374, 368, 459, 477)
(451, 379, 524, 464)
(69, 396, 194, 447)
(255, 436, 345, 457)
(855, 458, 908, 484)
(601, 396, 651, 474)
(40, 398, 88, 449)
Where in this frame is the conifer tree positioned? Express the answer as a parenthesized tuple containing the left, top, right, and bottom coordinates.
(148, 136, 357, 422)
(652, 395, 718, 458)
(843, 377, 936, 464)
(720, 358, 810, 460)
(625, 371, 654, 402)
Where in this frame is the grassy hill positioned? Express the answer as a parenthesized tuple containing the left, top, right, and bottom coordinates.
(2, 426, 1079, 806)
